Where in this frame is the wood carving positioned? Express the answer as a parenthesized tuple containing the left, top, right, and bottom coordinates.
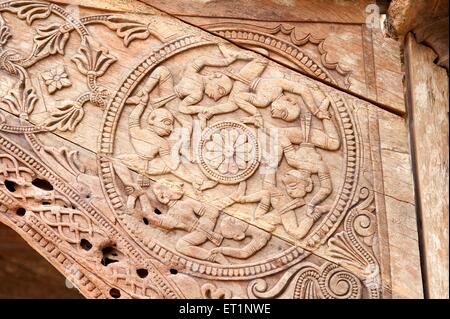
(203, 23, 352, 89)
(0, 0, 422, 299)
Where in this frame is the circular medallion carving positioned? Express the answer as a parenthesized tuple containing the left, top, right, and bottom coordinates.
(97, 36, 359, 279)
(198, 121, 260, 184)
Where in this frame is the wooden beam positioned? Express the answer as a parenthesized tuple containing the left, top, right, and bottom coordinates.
(404, 33, 449, 299)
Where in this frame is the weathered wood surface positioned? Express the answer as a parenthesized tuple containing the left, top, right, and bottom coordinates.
(53, 0, 407, 113)
(387, 0, 448, 70)
(405, 33, 449, 299)
(0, 0, 423, 298)
(141, 0, 406, 113)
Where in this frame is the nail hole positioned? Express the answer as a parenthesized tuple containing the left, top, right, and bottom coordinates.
(5, 180, 16, 192)
(80, 239, 92, 251)
(101, 246, 120, 266)
(16, 207, 26, 216)
(136, 268, 148, 278)
(154, 208, 161, 215)
(31, 178, 53, 191)
(109, 288, 121, 299)
(42, 202, 51, 205)
(143, 217, 149, 225)
(169, 268, 178, 275)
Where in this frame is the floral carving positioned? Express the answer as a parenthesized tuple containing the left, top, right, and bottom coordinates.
(33, 23, 71, 57)
(0, 17, 12, 47)
(45, 87, 109, 131)
(44, 101, 83, 131)
(2, 80, 37, 120)
(204, 127, 254, 175)
(71, 40, 117, 78)
(41, 65, 71, 94)
(10, 1, 52, 25)
(199, 121, 260, 184)
(92, 16, 156, 47)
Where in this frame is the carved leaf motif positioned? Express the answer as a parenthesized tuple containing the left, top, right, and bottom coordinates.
(10, 2, 52, 25)
(71, 39, 117, 77)
(327, 232, 369, 273)
(33, 23, 70, 57)
(101, 17, 152, 47)
(0, 49, 21, 75)
(2, 80, 37, 119)
(0, 17, 12, 47)
(45, 102, 84, 131)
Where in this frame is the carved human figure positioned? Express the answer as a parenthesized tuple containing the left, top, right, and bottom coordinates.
(269, 92, 340, 152)
(279, 169, 329, 238)
(126, 45, 255, 160)
(232, 94, 338, 239)
(145, 179, 242, 264)
(113, 97, 215, 198)
(208, 216, 271, 260)
(236, 76, 333, 127)
(196, 65, 331, 128)
(193, 54, 270, 128)
(257, 169, 330, 240)
(174, 44, 256, 118)
(270, 95, 338, 208)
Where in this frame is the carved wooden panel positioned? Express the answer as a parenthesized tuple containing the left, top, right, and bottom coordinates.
(0, 0, 422, 298)
(140, 0, 406, 114)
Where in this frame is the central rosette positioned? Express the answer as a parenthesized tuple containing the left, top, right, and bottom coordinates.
(198, 121, 260, 184)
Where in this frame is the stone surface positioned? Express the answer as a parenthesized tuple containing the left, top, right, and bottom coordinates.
(0, 0, 423, 298)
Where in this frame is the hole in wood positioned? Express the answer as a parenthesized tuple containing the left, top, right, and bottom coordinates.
(80, 239, 92, 251)
(101, 246, 120, 266)
(16, 207, 26, 216)
(143, 217, 149, 225)
(32, 178, 53, 191)
(169, 268, 178, 275)
(136, 268, 148, 278)
(5, 180, 17, 192)
(154, 208, 161, 215)
(109, 288, 121, 299)
(433, 56, 440, 65)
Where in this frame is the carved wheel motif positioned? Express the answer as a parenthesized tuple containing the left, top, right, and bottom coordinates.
(198, 121, 260, 184)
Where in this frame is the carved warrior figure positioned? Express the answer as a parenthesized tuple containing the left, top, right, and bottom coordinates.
(210, 216, 271, 260)
(195, 59, 330, 128)
(233, 92, 340, 239)
(114, 44, 258, 194)
(113, 92, 216, 193)
(144, 179, 257, 264)
(128, 43, 256, 133)
(188, 52, 270, 127)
